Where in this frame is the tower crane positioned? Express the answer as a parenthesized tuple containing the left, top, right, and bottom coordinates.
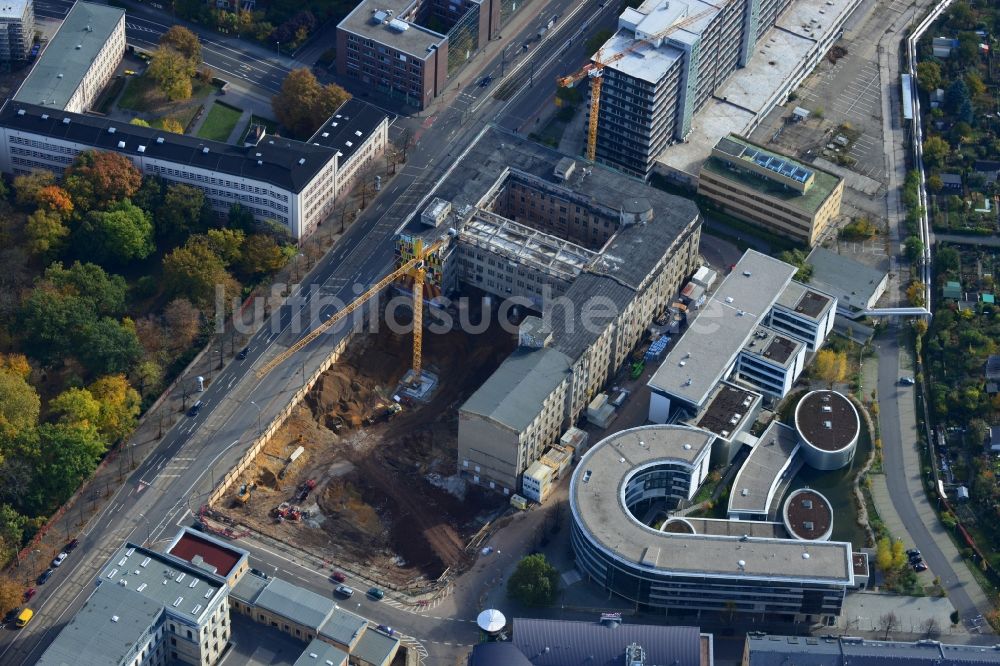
(254, 236, 446, 383)
(557, 2, 725, 161)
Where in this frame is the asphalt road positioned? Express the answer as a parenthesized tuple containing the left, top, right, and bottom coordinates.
(0, 0, 613, 663)
(35, 0, 291, 93)
(875, 327, 981, 621)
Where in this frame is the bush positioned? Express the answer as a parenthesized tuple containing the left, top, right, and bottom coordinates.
(507, 554, 560, 606)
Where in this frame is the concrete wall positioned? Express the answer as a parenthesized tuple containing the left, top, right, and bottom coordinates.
(457, 412, 520, 493)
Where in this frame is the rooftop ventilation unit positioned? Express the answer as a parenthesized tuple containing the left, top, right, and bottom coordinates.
(117, 140, 125, 148)
(137, 583, 147, 591)
(354, 130, 363, 136)
(388, 18, 409, 32)
(298, 158, 305, 165)
(257, 160, 263, 166)
(156, 137, 164, 144)
(16, 109, 24, 115)
(140, 557, 150, 567)
(173, 597, 183, 607)
(804, 521, 814, 530)
(202, 147, 209, 154)
(62, 117, 70, 124)
(41, 113, 49, 120)
(743, 270, 752, 277)
(108, 127, 116, 134)
(823, 420, 832, 429)
(75, 44, 81, 49)
(138, 145, 146, 153)
(321, 132, 329, 138)
(803, 499, 813, 509)
(111, 615, 119, 622)
(821, 405, 832, 413)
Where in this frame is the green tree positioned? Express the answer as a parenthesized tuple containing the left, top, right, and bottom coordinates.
(17, 286, 94, 365)
(205, 228, 245, 265)
(130, 118, 151, 127)
(158, 183, 210, 245)
(81, 199, 155, 265)
(44, 261, 127, 317)
(907, 281, 926, 307)
(77, 318, 143, 376)
(0, 369, 40, 457)
(272, 68, 351, 137)
(154, 117, 185, 133)
(134, 359, 163, 396)
(922, 135, 950, 168)
(49, 386, 102, 429)
(935, 246, 960, 273)
(89, 374, 141, 443)
(965, 71, 986, 97)
(778, 248, 813, 282)
(148, 48, 196, 101)
(915, 61, 942, 92)
(891, 539, 907, 569)
(159, 25, 201, 63)
(24, 209, 69, 257)
(237, 233, 286, 278)
(64, 150, 142, 210)
(875, 536, 893, 571)
(162, 238, 240, 308)
(927, 174, 944, 192)
(163, 298, 202, 350)
(12, 171, 55, 209)
(905, 236, 924, 264)
(506, 553, 560, 606)
(812, 349, 848, 387)
(29, 422, 106, 511)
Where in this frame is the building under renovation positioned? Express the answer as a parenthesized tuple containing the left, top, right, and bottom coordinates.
(396, 128, 702, 496)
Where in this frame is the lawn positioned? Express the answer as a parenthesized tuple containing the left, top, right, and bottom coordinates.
(117, 74, 221, 134)
(197, 102, 244, 142)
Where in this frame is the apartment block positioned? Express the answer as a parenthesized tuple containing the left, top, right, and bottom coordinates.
(698, 134, 845, 246)
(14, 2, 123, 113)
(0, 98, 389, 239)
(0, 0, 34, 62)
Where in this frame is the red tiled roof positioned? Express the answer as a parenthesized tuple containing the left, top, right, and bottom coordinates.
(168, 533, 242, 577)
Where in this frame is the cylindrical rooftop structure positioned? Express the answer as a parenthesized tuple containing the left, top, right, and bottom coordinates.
(794, 390, 859, 471)
(782, 488, 834, 541)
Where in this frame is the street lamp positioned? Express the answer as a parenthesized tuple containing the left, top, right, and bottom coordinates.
(137, 513, 152, 546)
(217, 347, 224, 370)
(250, 400, 263, 436)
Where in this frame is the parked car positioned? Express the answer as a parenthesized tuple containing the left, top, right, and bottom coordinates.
(906, 548, 921, 558)
(913, 561, 928, 572)
(36, 569, 53, 585)
(23, 588, 36, 602)
(335, 585, 354, 598)
(65, 538, 80, 552)
(900, 376, 916, 385)
(250, 568, 269, 579)
(237, 347, 249, 360)
(331, 571, 347, 583)
(367, 587, 385, 600)
(3, 608, 20, 624)
(51, 552, 67, 568)
(377, 624, 395, 636)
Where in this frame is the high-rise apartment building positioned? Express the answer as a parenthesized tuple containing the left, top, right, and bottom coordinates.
(0, 0, 34, 62)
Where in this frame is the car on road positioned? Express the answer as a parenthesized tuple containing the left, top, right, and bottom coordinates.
(335, 584, 354, 598)
(187, 401, 204, 417)
(331, 571, 346, 583)
(479, 75, 493, 88)
(52, 552, 68, 567)
(913, 561, 928, 572)
(65, 538, 79, 552)
(367, 587, 384, 600)
(124, 69, 137, 75)
(14, 608, 32, 628)
(377, 624, 394, 636)
(37, 569, 53, 585)
(3, 608, 20, 625)
(23, 588, 36, 602)
(237, 347, 249, 360)
(250, 568, 269, 579)
(900, 376, 916, 385)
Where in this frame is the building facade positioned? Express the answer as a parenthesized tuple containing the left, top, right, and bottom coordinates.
(0, 98, 389, 239)
(14, 2, 124, 113)
(698, 135, 845, 246)
(0, 0, 34, 62)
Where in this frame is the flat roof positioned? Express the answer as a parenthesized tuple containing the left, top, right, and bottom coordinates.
(783, 488, 832, 540)
(98, 544, 225, 626)
(775, 281, 834, 321)
(0, 0, 30, 20)
(255, 577, 335, 630)
(14, 2, 124, 110)
(513, 618, 704, 666)
(701, 135, 842, 216)
(694, 382, 761, 439)
(337, 0, 445, 59)
(852, 552, 869, 576)
(742, 327, 801, 369)
(655, 0, 862, 179)
(746, 634, 1000, 665)
(806, 246, 888, 313)
(166, 528, 247, 578)
(671, 517, 789, 539)
(460, 347, 572, 432)
(36, 583, 163, 666)
(572, 423, 853, 583)
(795, 391, 859, 452)
(293, 639, 348, 666)
(728, 421, 800, 515)
(307, 98, 393, 165)
(0, 100, 339, 193)
(231, 570, 270, 604)
(649, 250, 798, 409)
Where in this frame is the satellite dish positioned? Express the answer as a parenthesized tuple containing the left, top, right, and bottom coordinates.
(477, 609, 506, 633)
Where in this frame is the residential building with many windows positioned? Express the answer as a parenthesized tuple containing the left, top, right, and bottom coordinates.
(14, 2, 123, 113)
(0, 98, 389, 239)
(0, 0, 34, 62)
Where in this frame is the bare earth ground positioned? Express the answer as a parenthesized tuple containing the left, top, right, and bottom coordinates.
(212, 305, 515, 586)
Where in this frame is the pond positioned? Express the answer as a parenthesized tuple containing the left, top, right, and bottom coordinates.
(789, 425, 873, 548)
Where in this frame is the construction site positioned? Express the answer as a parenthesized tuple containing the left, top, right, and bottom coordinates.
(210, 302, 515, 585)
